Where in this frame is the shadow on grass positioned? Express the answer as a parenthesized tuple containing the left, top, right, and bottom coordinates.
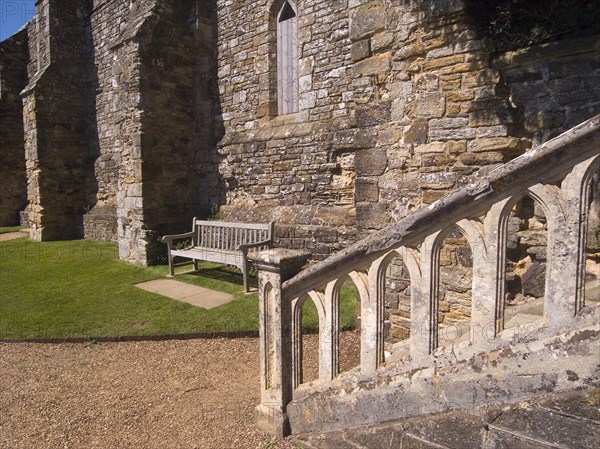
(185, 264, 259, 290)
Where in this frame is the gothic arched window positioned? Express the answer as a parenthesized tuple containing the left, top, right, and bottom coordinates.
(277, 1, 298, 115)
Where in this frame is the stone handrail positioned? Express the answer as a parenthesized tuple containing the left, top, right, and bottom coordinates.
(283, 114, 600, 300)
(249, 114, 600, 437)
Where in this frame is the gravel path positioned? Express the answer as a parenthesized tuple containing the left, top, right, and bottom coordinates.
(0, 333, 360, 449)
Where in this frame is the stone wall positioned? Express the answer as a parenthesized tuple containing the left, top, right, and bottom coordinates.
(215, 0, 358, 259)
(347, 0, 528, 229)
(82, 0, 136, 244)
(494, 36, 600, 148)
(214, 0, 599, 260)
(88, 0, 156, 263)
(16, 0, 217, 264)
(137, 0, 218, 263)
(22, 0, 96, 241)
(0, 30, 28, 226)
(4, 0, 599, 267)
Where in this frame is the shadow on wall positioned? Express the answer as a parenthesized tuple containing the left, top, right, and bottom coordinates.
(463, 0, 600, 146)
(142, 0, 226, 264)
(83, 0, 101, 239)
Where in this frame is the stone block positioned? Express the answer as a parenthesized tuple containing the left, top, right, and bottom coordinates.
(488, 406, 599, 449)
(356, 149, 387, 176)
(422, 190, 447, 204)
(521, 261, 546, 298)
(299, 92, 317, 109)
(429, 127, 476, 141)
(355, 180, 379, 202)
(468, 108, 515, 127)
(351, 39, 371, 62)
(467, 137, 526, 153)
(356, 101, 391, 126)
(459, 151, 505, 165)
(395, 42, 426, 60)
(409, 93, 445, 118)
(418, 172, 456, 190)
(415, 142, 446, 154)
(525, 111, 565, 133)
(422, 54, 464, 71)
(404, 120, 428, 144)
(421, 153, 454, 168)
(352, 52, 390, 76)
(349, 2, 386, 41)
(448, 140, 467, 154)
(371, 31, 394, 52)
(356, 202, 388, 229)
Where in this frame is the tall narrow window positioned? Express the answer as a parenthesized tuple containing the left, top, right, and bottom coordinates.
(277, 1, 298, 115)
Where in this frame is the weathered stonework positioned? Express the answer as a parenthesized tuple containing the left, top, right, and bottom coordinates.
(215, 0, 357, 258)
(0, 30, 28, 226)
(254, 114, 600, 437)
(0, 0, 598, 269)
(22, 0, 96, 241)
(6, 0, 219, 264)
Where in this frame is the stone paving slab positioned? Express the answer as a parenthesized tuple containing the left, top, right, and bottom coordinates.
(0, 230, 29, 242)
(136, 279, 235, 309)
(291, 388, 600, 449)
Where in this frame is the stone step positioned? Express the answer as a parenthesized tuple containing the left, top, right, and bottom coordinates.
(290, 388, 600, 449)
(292, 411, 486, 449)
(286, 326, 599, 435)
(487, 404, 599, 448)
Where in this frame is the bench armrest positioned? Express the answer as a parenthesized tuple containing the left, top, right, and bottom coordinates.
(162, 231, 195, 252)
(162, 231, 194, 243)
(238, 239, 273, 251)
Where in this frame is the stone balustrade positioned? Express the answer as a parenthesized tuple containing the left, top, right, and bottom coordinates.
(250, 114, 600, 437)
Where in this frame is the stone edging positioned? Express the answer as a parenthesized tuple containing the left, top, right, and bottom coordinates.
(0, 330, 260, 344)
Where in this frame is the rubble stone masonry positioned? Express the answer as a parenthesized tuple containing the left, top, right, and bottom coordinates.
(0, 29, 28, 225)
(0, 0, 598, 265)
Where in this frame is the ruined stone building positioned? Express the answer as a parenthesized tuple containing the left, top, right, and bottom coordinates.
(1, 1, 599, 443)
(0, 0, 598, 268)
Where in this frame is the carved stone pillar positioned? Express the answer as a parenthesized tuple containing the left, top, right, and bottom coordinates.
(249, 248, 310, 438)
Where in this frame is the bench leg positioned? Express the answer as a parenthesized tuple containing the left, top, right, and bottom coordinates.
(193, 259, 199, 272)
(167, 254, 174, 277)
(242, 257, 249, 293)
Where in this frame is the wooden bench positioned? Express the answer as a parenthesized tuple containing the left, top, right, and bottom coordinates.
(162, 218, 274, 293)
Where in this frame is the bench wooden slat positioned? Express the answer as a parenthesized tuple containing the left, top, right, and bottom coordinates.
(194, 219, 272, 231)
(163, 219, 275, 293)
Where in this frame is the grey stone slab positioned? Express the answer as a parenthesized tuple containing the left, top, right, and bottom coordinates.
(344, 422, 405, 448)
(0, 231, 28, 241)
(483, 430, 556, 449)
(402, 434, 448, 449)
(135, 279, 235, 309)
(538, 389, 600, 423)
(295, 431, 356, 449)
(402, 412, 486, 449)
(489, 406, 600, 449)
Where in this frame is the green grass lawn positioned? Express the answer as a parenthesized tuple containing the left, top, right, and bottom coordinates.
(0, 238, 356, 339)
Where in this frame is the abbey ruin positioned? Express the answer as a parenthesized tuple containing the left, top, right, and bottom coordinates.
(1, 0, 599, 444)
(0, 0, 597, 263)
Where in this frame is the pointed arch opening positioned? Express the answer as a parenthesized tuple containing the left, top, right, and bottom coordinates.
(584, 166, 600, 308)
(501, 194, 548, 334)
(434, 226, 473, 350)
(276, 1, 298, 115)
(381, 251, 412, 361)
(292, 293, 323, 388)
(337, 278, 361, 375)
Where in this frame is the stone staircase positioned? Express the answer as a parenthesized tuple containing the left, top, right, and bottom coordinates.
(249, 115, 600, 443)
(291, 388, 600, 449)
